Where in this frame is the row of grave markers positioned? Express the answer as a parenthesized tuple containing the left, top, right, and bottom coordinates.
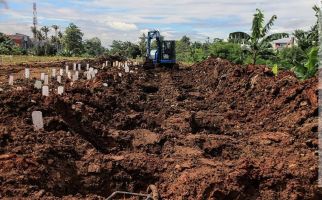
(9, 60, 140, 87)
(28, 60, 140, 130)
(8, 63, 99, 88)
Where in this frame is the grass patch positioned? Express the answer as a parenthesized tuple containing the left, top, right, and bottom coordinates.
(0, 55, 93, 65)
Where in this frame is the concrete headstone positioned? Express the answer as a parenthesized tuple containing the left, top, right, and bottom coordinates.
(42, 86, 49, 96)
(32, 111, 44, 131)
(40, 73, 45, 81)
(25, 68, 30, 79)
(34, 80, 42, 89)
(125, 64, 130, 73)
(44, 75, 49, 85)
(58, 86, 64, 95)
(52, 68, 56, 78)
(9, 75, 13, 85)
(86, 71, 91, 80)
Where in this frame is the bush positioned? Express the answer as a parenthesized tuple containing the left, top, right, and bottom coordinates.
(209, 42, 244, 64)
(294, 47, 319, 79)
(277, 46, 307, 69)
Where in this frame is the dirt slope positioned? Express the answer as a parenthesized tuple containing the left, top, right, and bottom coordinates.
(0, 57, 320, 199)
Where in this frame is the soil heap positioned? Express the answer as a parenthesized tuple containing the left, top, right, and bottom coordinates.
(0, 57, 320, 199)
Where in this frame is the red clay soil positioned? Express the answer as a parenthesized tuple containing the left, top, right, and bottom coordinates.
(0, 57, 320, 199)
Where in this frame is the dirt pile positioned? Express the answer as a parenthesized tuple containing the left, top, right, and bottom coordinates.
(0, 57, 320, 199)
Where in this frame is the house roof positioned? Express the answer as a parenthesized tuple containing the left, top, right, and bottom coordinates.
(8, 33, 30, 39)
(7, 33, 31, 42)
(273, 37, 293, 44)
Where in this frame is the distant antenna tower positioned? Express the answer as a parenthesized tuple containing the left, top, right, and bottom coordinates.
(33, 2, 37, 28)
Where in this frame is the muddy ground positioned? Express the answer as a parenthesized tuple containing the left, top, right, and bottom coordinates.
(0, 57, 320, 199)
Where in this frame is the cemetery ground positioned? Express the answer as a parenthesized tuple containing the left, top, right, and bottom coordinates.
(0, 56, 321, 199)
(0, 55, 89, 66)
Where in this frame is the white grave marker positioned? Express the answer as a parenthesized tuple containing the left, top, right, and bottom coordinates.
(32, 111, 44, 131)
(67, 72, 72, 79)
(118, 73, 122, 77)
(58, 86, 64, 95)
(52, 68, 56, 78)
(125, 64, 130, 73)
(90, 71, 96, 78)
(60, 68, 64, 76)
(9, 75, 14, 85)
(40, 73, 45, 81)
(57, 75, 62, 83)
(78, 64, 81, 71)
(25, 68, 30, 79)
(42, 86, 49, 96)
(44, 75, 49, 85)
(86, 64, 89, 70)
(73, 63, 77, 71)
(86, 72, 91, 80)
(65, 65, 69, 73)
(72, 74, 78, 82)
(34, 80, 42, 89)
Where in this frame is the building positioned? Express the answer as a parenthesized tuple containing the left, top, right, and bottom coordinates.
(272, 37, 296, 50)
(7, 33, 32, 49)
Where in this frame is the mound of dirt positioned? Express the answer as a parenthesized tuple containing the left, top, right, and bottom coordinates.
(0, 57, 320, 199)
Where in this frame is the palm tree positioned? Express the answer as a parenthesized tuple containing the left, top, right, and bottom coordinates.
(41, 26, 50, 40)
(52, 25, 59, 37)
(229, 9, 289, 64)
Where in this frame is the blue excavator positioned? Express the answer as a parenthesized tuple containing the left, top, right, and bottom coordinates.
(144, 30, 177, 68)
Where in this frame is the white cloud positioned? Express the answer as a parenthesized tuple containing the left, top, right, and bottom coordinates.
(105, 21, 138, 31)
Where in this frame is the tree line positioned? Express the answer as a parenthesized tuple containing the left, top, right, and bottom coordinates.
(0, 23, 107, 57)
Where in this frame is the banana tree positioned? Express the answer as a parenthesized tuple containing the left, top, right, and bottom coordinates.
(294, 47, 319, 79)
(229, 9, 289, 64)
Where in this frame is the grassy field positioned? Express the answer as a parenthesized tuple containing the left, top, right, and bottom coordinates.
(0, 55, 92, 65)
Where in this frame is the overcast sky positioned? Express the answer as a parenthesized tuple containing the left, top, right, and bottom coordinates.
(0, 0, 320, 47)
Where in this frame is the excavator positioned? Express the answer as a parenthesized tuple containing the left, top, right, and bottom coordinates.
(144, 30, 177, 68)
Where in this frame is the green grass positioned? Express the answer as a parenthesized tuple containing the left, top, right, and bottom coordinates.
(0, 55, 92, 65)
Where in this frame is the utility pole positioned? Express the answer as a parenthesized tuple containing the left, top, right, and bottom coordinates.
(33, 2, 37, 39)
